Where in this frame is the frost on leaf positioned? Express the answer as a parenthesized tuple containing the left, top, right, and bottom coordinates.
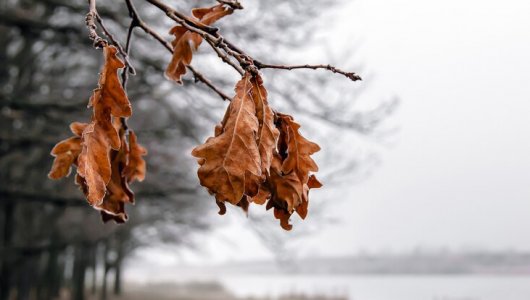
(165, 4, 233, 83)
(192, 72, 262, 208)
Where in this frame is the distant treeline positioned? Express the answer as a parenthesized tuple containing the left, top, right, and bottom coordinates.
(197, 251, 530, 275)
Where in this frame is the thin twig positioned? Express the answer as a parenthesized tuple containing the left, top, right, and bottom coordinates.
(122, 18, 138, 86)
(140, 0, 359, 82)
(205, 38, 244, 75)
(126, 0, 359, 99)
(125, 0, 232, 101)
(95, 14, 135, 74)
(85, 0, 106, 47)
(143, 0, 219, 35)
(254, 61, 362, 82)
(188, 66, 232, 101)
(142, 0, 251, 69)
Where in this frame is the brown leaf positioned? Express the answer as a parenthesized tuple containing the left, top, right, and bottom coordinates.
(192, 72, 261, 206)
(191, 5, 233, 24)
(271, 154, 304, 212)
(296, 175, 322, 220)
(77, 122, 113, 206)
(165, 4, 233, 83)
(76, 129, 134, 223)
(50, 45, 146, 224)
(256, 152, 322, 230)
(95, 138, 133, 223)
(277, 113, 320, 183)
(251, 185, 270, 205)
(77, 45, 133, 206)
(48, 122, 89, 179)
(251, 74, 279, 176)
(70, 122, 89, 137)
(89, 46, 132, 119)
(48, 137, 82, 179)
(123, 130, 147, 183)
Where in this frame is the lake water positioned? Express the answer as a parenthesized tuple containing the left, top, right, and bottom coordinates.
(215, 275, 530, 300)
(125, 264, 530, 300)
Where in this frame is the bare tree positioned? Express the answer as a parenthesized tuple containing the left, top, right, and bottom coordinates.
(0, 0, 395, 299)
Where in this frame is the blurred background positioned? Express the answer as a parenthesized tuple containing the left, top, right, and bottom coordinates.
(1, 0, 530, 299)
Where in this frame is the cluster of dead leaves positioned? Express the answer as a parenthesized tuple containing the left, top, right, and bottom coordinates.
(49, 4, 322, 230)
(164, 4, 322, 230)
(192, 72, 322, 230)
(49, 45, 146, 223)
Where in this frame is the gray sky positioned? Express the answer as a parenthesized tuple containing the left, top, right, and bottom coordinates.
(135, 0, 530, 265)
(315, 0, 530, 254)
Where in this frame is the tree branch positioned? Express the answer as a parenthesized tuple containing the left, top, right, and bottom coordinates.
(140, 0, 359, 82)
(187, 66, 232, 101)
(254, 62, 362, 82)
(95, 14, 135, 74)
(124, 0, 232, 101)
(85, 0, 106, 48)
(143, 0, 220, 35)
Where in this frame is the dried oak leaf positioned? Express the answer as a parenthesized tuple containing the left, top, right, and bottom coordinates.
(192, 72, 261, 208)
(89, 46, 132, 120)
(252, 112, 322, 230)
(251, 74, 279, 177)
(98, 137, 134, 223)
(242, 74, 280, 209)
(265, 153, 303, 230)
(77, 45, 132, 206)
(76, 129, 134, 223)
(123, 130, 147, 183)
(77, 123, 113, 206)
(264, 155, 322, 230)
(165, 4, 233, 83)
(276, 113, 320, 183)
(48, 122, 89, 179)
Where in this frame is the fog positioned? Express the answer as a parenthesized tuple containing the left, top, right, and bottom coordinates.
(2, 0, 530, 299)
(159, 0, 530, 264)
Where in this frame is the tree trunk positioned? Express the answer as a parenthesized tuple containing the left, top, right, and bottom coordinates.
(100, 241, 109, 300)
(113, 238, 124, 296)
(72, 244, 88, 300)
(16, 257, 33, 300)
(41, 243, 60, 300)
(0, 202, 14, 300)
(91, 244, 98, 295)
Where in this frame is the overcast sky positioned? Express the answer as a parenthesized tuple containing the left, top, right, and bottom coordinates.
(135, 0, 530, 265)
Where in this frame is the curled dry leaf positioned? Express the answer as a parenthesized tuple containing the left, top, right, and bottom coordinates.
(123, 130, 147, 183)
(77, 123, 113, 206)
(261, 154, 322, 231)
(165, 4, 233, 83)
(251, 74, 279, 176)
(76, 137, 133, 223)
(192, 72, 261, 208)
(276, 113, 320, 183)
(98, 135, 134, 223)
(48, 122, 89, 179)
(250, 113, 322, 230)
